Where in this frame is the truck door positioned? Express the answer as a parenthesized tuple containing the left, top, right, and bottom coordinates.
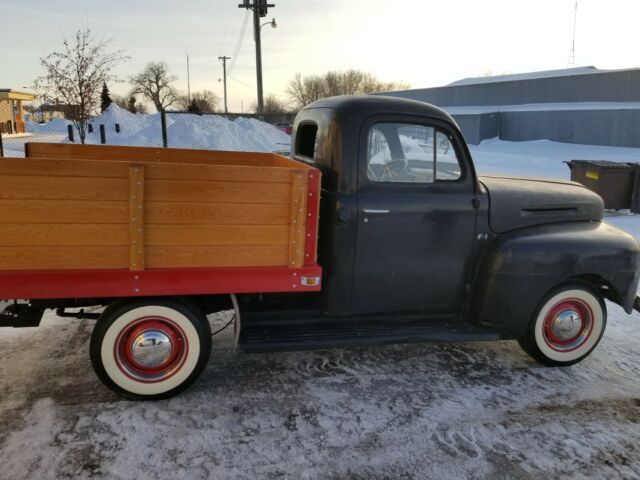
(350, 117, 478, 315)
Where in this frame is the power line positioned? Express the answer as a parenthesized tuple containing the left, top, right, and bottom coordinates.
(227, 10, 251, 75)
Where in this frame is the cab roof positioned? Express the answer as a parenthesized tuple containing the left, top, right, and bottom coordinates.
(302, 95, 457, 125)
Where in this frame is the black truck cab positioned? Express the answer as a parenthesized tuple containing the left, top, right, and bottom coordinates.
(240, 95, 640, 370)
(292, 95, 482, 317)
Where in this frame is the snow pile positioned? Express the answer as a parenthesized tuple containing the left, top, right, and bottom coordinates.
(25, 104, 291, 153)
(470, 138, 640, 180)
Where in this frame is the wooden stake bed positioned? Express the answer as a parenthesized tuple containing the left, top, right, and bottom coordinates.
(0, 143, 322, 300)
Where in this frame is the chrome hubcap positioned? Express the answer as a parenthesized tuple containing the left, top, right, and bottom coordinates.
(130, 330, 173, 368)
(115, 316, 188, 383)
(550, 309, 582, 341)
(543, 299, 593, 352)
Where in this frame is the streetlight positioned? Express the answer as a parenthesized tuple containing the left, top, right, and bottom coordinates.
(261, 18, 277, 30)
(238, 1, 276, 117)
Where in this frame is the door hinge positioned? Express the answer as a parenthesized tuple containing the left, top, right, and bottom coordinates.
(471, 197, 480, 209)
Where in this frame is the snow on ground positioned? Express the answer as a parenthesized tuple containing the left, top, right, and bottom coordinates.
(1, 286, 640, 479)
(470, 138, 640, 180)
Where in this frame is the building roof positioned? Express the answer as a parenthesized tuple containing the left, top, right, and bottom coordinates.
(0, 89, 37, 101)
(448, 66, 604, 87)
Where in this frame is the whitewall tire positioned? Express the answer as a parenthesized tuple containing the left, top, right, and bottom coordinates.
(90, 299, 211, 400)
(518, 284, 606, 366)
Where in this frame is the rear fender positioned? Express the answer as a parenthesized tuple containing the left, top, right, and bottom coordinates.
(469, 221, 640, 338)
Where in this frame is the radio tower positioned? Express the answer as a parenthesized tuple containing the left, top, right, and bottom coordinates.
(568, 0, 578, 66)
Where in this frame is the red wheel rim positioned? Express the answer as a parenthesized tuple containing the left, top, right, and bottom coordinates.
(114, 316, 189, 383)
(542, 298, 594, 352)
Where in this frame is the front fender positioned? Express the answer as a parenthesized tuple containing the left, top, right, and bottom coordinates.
(469, 221, 640, 338)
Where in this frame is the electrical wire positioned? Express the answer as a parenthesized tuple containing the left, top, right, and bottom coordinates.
(227, 10, 251, 75)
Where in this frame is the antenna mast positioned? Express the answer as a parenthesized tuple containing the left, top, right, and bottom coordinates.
(568, 0, 578, 66)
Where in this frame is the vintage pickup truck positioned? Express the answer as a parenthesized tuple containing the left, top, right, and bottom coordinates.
(1, 95, 639, 399)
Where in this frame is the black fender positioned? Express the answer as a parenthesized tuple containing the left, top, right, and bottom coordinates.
(469, 221, 640, 338)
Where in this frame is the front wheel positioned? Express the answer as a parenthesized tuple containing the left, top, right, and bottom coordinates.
(518, 284, 606, 366)
(90, 298, 212, 400)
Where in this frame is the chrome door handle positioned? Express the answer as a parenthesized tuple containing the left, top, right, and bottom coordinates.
(362, 209, 390, 214)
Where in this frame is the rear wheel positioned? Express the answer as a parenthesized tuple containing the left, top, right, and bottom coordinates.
(90, 298, 211, 400)
(518, 284, 606, 366)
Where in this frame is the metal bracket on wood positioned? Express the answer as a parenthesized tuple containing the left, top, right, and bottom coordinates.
(128, 165, 145, 271)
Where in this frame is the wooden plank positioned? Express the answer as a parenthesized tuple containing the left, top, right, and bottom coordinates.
(143, 162, 291, 184)
(146, 225, 289, 246)
(288, 170, 309, 268)
(129, 165, 145, 271)
(146, 245, 289, 268)
(145, 202, 290, 225)
(26, 143, 276, 166)
(0, 224, 128, 246)
(145, 179, 291, 205)
(0, 200, 128, 224)
(0, 158, 129, 179)
(0, 175, 127, 201)
(0, 246, 129, 270)
(271, 154, 314, 170)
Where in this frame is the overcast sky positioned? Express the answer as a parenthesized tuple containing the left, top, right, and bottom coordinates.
(2, 0, 639, 112)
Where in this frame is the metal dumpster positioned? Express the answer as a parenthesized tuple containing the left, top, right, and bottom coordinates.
(566, 160, 637, 210)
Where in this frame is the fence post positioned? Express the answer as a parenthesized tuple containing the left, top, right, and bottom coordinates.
(160, 109, 168, 148)
(0, 129, 3, 157)
(67, 125, 75, 143)
(100, 124, 106, 144)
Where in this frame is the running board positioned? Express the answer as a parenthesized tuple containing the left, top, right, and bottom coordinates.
(238, 312, 499, 353)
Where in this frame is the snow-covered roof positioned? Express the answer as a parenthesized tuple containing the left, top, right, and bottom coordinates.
(448, 66, 603, 87)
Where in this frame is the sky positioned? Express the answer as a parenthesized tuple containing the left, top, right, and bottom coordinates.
(2, 0, 639, 112)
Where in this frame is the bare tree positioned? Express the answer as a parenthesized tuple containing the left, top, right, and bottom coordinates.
(250, 94, 289, 116)
(285, 73, 325, 108)
(176, 90, 219, 113)
(34, 29, 127, 143)
(129, 62, 178, 112)
(286, 70, 410, 108)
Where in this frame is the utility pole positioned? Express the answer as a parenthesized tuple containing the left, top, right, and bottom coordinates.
(187, 53, 191, 103)
(218, 56, 231, 114)
(238, 0, 275, 117)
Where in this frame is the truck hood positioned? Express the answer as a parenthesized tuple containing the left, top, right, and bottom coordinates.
(479, 175, 604, 233)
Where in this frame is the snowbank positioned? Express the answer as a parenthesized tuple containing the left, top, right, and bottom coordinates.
(470, 138, 640, 180)
(25, 104, 291, 153)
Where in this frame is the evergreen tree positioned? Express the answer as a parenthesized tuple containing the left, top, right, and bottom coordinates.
(100, 82, 112, 112)
(187, 97, 201, 114)
(127, 96, 137, 113)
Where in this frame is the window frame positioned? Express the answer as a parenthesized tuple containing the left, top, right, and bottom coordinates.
(293, 121, 319, 163)
(357, 114, 474, 194)
(365, 121, 463, 185)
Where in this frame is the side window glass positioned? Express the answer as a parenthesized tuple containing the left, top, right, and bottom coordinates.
(366, 122, 462, 183)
